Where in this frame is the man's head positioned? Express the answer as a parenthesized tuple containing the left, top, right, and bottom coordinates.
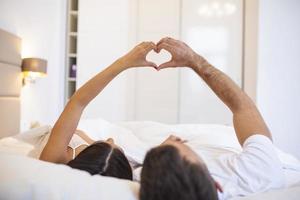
(140, 135, 219, 200)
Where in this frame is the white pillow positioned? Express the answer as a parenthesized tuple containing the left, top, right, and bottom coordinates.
(0, 153, 139, 200)
(0, 126, 51, 158)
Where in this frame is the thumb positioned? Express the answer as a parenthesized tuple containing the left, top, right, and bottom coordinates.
(144, 61, 158, 68)
(157, 60, 176, 70)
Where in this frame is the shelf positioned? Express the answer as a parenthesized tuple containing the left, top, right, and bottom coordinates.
(70, 0, 78, 11)
(68, 53, 77, 58)
(69, 14, 78, 32)
(67, 81, 76, 98)
(70, 11, 78, 15)
(69, 36, 77, 54)
(65, 0, 79, 105)
(68, 77, 76, 82)
(69, 32, 77, 36)
(68, 57, 76, 65)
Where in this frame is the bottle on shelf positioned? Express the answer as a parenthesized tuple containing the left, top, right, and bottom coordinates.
(70, 64, 77, 78)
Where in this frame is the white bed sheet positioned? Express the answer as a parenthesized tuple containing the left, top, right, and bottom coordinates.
(0, 118, 300, 199)
(0, 153, 139, 200)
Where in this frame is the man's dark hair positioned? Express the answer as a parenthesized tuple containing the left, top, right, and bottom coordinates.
(67, 142, 132, 180)
(140, 145, 218, 200)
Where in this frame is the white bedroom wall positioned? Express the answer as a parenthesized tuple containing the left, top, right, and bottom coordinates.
(257, 0, 300, 158)
(77, 0, 135, 121)
(0, 0, 66, 130)
(135, 0, 180, 123)
(180, 0, 243, 124)
(76, 0, 244, 124)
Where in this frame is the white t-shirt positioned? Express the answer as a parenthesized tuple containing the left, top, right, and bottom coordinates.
(197, 134, 284, 199)
(133, 134, 285, 199)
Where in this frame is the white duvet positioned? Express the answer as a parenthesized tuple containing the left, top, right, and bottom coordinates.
(0, 118, 300, 200)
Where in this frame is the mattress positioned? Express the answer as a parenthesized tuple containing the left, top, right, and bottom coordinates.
(0, 119, 299, 199)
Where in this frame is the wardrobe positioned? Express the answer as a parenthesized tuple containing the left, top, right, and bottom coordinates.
(75, 0, 251, 124)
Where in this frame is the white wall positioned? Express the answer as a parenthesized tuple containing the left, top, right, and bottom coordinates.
(180, 0, 243, 124)
(257, 0, 300, 158)
(135, 0, 180, 123)
(77, 0, 244, 124)
(77, 0, 135, 121)
(0, 0, 66, 129)
(77, 0, 182, 123)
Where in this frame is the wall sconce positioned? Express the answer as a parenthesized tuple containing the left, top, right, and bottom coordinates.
(21, 58, 47, 84)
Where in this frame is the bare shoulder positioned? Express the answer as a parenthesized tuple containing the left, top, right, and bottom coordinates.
(75, 130, 95, 144)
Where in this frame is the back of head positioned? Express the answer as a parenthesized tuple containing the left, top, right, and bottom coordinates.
(140, 145, 218, 200)
(67, 142, 132, 180)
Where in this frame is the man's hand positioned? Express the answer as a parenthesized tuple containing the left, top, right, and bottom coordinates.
(119, 42, 157, 70)
(155, 37, 205, 70)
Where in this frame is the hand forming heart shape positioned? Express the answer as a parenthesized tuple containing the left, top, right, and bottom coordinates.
(120, 37, 204, 71)
(145, 49, 172, 68)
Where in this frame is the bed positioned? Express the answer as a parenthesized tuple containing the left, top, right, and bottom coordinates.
(0, 28, 22, 139)
(0, 28, 300, 200)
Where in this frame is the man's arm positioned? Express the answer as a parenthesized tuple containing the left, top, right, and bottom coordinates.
(192, 56, 271, 145)
(156, 37, 271, 146)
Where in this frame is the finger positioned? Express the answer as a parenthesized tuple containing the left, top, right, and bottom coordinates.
(181, 139, 188, 143)
(157, 61, 177, 70)
(144, 61, 157, 68)
(140, 41, 154, 48)
(170, 135, 186, 143)
(165, 37, 177, 44)
(156, 37, 167, 47)
(138, 41, 156, 54)
(157, 37, 172, 46)
(156, 42, 173, 53)
(144, 42, 156, 53)
(157, 37, 177, 47)
(215, 181, 223, 193)
(169, 135, 177, 141)
(137, 41, 151, 50)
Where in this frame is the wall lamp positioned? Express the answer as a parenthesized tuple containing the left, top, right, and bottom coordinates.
(21, 58, 47, 84)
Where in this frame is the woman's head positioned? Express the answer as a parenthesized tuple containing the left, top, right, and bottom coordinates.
(67, 140, 132, 180)
(140, 135, 218, 200)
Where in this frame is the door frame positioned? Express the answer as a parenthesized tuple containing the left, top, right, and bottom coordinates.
(242, 0, 259, 103)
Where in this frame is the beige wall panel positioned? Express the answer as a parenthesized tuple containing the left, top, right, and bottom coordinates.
(0, 29, 22, 66)
(0, 63, 22, 97)
(0, 29, 22, 136)
(0, 97, 20, 138)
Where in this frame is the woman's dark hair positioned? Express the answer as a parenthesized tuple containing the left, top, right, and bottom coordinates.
(67, 142, 132, 180)
(140, 145, 218, 200)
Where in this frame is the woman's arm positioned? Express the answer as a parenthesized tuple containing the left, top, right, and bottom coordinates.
(40, 42, 157, 163)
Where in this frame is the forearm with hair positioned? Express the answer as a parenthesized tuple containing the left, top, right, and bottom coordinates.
(191, 56, 271, 145)
(193, 59, 253, 112)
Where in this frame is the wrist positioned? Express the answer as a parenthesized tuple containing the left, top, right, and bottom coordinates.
(108, 59, 128, 76)
(189, 54, 206, 71)
(114, 57, 129, 71)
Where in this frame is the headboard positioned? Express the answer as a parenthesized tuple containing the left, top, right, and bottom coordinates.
(0, 29, 22, 138)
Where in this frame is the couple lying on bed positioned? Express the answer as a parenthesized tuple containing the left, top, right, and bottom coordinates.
(40, 37, 284, 200)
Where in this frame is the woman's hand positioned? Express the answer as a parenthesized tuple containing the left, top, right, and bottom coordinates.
(119, 42, 158, 70)
(155, 37, 206, 70)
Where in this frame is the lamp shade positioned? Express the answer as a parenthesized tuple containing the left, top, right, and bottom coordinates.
(21, 58, 47, 75)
